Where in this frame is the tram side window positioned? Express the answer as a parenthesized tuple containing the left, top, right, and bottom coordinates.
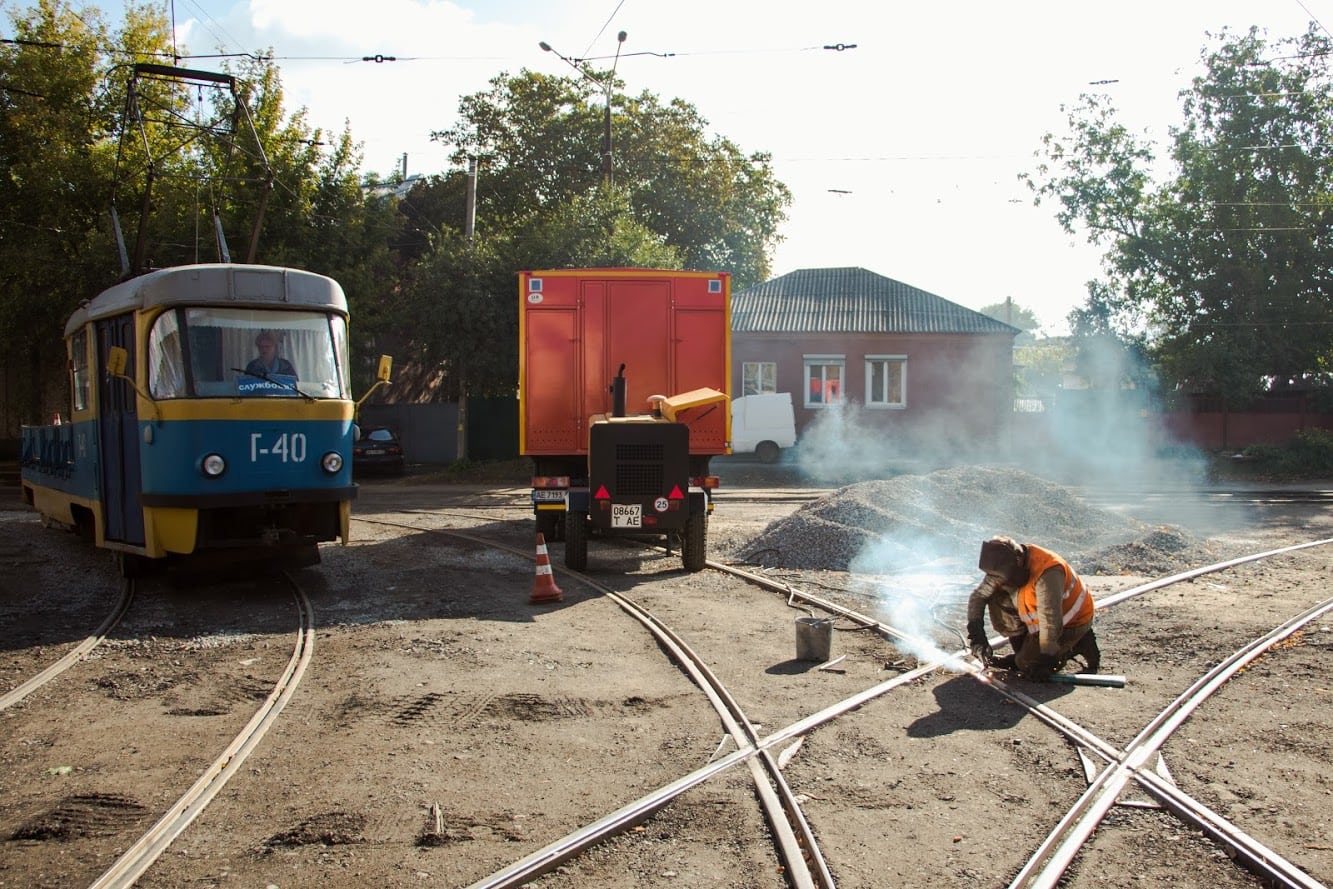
(148, 311, 188, 399)
(70, 330, 90, 412)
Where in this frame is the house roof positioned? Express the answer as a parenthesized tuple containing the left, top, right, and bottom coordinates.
(733, 267, 1020, 335)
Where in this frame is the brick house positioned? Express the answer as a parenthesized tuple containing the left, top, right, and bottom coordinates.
(732, 267, 1019, 457)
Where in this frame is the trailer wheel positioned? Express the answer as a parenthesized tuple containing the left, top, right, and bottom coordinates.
(565, 511, 588, 571)
(756, 440, 780, 464)
(682, 513, 707, 572)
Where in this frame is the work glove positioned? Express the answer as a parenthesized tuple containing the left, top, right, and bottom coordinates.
(1023, 653, 1061, 682)
(966, 618, 992, 664)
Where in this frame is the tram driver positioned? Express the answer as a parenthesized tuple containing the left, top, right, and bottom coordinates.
(245, 331, 297, 380)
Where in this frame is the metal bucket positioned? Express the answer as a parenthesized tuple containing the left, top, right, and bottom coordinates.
(795, 617, 833, 662)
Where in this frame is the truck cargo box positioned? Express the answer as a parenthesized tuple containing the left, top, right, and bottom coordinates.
(519, 269, 731, 456)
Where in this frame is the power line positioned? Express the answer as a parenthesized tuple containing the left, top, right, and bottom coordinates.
(580, 0, 628, 61)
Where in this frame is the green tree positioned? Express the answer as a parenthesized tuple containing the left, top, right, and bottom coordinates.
(387, 69, 791, 400)
(0, 0, 123, 423)
(1012, 338, 1070, 405)
(0, 2, 406, 408)
(1026, 26, 1333, 408)
(430, 69, 790, 289)
(978, 298, 1041, 344)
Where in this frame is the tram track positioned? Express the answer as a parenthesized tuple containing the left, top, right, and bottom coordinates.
(86, 571, 316, 889)
(354, 511, 1333, 885)
(353, 511, 1333, 888)
(0, 562, 315, 889)
(4, 489, 1320, 888)
(0, 579, 135, 713)
(712, 541, 1333, 889)
(352, 516, 833, 888)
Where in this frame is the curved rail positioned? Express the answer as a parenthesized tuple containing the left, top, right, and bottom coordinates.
(87, 573, 316, 889)
(0, 578, 135, 712)
(711, 541, 1333, 889)
(352, 517, 832, 888)
(354, 514, 1333, 889)
(1011, 592, 1333, 889)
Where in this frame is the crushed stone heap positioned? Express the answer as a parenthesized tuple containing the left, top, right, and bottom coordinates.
(737, 465, 1210, 575)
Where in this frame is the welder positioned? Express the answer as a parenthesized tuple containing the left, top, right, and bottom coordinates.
(964, 535, 1100, 680)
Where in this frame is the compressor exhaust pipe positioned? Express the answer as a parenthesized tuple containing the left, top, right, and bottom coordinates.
(610, 364, 626, 417)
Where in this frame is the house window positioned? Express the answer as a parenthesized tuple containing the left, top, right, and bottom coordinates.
(742, 361, 777, 396)
(866, 355, 906, 408)
(803, 355, 844, 407)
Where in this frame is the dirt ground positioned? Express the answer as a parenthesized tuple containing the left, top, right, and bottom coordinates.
(0, 463, 1331, 889)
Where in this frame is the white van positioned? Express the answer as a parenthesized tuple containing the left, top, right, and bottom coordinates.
(731, 393, 797, 463)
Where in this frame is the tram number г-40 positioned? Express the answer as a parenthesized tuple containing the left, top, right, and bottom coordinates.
(250, 432, 308, 463)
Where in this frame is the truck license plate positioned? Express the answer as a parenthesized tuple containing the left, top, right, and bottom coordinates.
(611, 504, 642, 528)
(531, 490, 565, 503)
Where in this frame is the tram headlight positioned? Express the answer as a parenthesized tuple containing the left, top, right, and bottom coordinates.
(321, 451, 344, 474)
(201, 453, 226, 477)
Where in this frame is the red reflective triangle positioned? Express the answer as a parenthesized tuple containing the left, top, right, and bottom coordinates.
(594, 485, 611, 500)
(668, 485, 684, 500)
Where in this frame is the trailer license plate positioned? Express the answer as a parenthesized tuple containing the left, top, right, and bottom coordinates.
(531, 490, 565, 503)
(612, 504, 641, 528)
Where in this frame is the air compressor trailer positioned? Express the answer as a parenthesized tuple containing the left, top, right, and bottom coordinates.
(519, 269, 732, 572)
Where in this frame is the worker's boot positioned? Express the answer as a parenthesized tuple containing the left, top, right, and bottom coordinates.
(1071, 629, 1101, 673)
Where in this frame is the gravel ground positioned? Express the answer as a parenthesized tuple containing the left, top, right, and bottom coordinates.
(0, 466, 1330, 888)
(732, 465, 1218, 575)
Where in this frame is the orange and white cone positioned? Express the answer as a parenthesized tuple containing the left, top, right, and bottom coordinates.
(529, 532, 563, 604)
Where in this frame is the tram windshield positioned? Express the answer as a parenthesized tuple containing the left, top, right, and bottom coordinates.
(148, 307, 350, 399)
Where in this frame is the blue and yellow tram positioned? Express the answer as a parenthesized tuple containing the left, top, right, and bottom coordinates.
(20, 263, 388, 575)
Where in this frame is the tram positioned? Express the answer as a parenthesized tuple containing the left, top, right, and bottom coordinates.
(19, 263, 390, 575)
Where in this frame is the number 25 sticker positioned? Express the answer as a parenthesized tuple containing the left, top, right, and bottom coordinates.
(653, 497, 669, 513)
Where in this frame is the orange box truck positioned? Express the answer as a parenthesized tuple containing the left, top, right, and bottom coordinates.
(519, 268, 731, 571)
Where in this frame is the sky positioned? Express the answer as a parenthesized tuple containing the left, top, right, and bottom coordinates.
(153, 0, 1328, 334)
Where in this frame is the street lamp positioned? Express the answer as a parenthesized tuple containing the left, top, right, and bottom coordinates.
(540, 30, 627, 185)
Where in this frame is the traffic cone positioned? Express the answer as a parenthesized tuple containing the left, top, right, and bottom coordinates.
(529, 532, 563, 604)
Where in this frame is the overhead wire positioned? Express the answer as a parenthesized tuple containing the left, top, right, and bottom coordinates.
(580, 0, 628, 61)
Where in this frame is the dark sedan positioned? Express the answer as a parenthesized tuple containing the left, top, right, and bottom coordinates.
(353, 426, 405, 475)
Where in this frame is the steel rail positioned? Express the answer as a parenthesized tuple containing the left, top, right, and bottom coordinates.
(87, 573, 316, 889)
(1097, 536, 1333, 609)
(0, 578, 135, 712)
(357, 516, 1333, 888)
(940, 661, 1330, 889)
(1011, 594, 1333, 889)
(352, 517, 831, 888)
(599, 593, 832, 889)
(477, 578, 1329, 889)
(471, 662, 944, 889)
(710, 546, 1333, 889)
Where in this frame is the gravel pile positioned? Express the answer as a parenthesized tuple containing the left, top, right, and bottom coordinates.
(737, 465, 1211, 575)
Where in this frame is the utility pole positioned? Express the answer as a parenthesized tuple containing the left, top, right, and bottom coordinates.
(541, 31, 627, 185)
(464, 157, 477, 240)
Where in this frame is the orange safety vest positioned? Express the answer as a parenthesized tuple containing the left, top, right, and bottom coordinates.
(1015, 545, 1094, 634)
